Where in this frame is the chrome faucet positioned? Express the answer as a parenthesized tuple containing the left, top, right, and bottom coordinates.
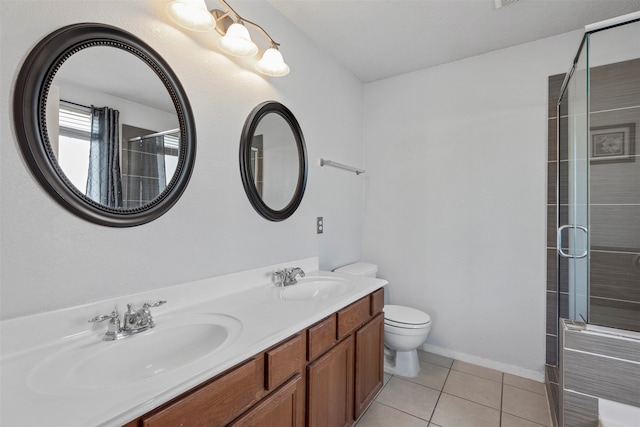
(89, 300, 166, 341)
(272, 267, 305, 287)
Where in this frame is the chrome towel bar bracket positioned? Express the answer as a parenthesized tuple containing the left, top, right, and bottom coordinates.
(319, 158, 365, 175)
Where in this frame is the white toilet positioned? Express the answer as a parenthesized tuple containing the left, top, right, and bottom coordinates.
(334, 262, 431, 378)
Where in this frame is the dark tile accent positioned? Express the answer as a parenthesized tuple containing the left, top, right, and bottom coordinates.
(563, 390, 598, 427)
(547, 291, 558, 335)
(590, 205, 640, 252)
(590, 297, 640, 332)
(558, 116, 569, 161)
(546, 334, 558, 365)
(590, 161, 640, 206)
(548, 74, 565, 118)
(564, 349, 640, 407)
(547, 161, 557, 204)
(590, 58, 640, 113)
(591, 251, 640, 303)
(547, 205, 556, 248)
(565, 327, 640, 363)
(547, 249, 557, 291)
(559, 292, 569, 319)
(591, 105, 640, 128)
(557, 160, 568, 204)
(558, 254, 568, 294)
(548, 119, 557, 162)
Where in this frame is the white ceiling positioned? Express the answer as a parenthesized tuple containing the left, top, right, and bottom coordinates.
(267, 0, 640, 82)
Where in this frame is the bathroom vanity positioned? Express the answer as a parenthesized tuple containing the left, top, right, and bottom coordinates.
(0, 258, 386, 426)
(126, 288, 383, 426)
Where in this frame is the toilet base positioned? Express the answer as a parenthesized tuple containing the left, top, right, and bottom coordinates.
(383, 347, 420, 377)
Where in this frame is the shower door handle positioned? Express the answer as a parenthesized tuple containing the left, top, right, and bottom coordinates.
(557, 225, 588, 259)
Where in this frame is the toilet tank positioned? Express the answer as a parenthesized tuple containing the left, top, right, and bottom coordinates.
(333, 262, 378, 278)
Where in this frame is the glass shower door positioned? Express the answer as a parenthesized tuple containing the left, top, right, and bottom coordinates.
(557, 39, 589, 323)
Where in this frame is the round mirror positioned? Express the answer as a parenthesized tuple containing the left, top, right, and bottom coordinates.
(13, 23, 196, 227)
(240, 101, 307, 221)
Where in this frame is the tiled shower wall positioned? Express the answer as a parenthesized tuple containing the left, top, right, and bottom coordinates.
(588, 59, 640, 331)
(546, 72, 566, 368)
(546, 59, 640, 362)
(546, 73, 566, 427)
(546, 57, 640, 426)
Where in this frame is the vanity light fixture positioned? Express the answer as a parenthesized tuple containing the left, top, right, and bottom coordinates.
(166, 0, 290, 77)
(219, 22, 258, 57)
(166, 0, 216, 32)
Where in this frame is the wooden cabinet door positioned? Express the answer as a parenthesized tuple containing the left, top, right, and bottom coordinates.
(307, 335, 354, 427)
(229, 375, 304, 427)
(354, 313, 384, 419)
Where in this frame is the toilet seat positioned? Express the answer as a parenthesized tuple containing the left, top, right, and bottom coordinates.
(384, 305, 431, 329)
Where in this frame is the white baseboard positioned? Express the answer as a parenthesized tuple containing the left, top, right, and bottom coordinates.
(421, 343, 545, 383)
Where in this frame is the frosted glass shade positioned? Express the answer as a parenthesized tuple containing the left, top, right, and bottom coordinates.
(256, 48, 290, 77)
(167, 0, 216, 32)
(219, 23, 258, 57)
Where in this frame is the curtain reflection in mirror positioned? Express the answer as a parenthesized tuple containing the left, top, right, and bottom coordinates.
(86, 106, 123, 208)
(122, 127, 179, 209)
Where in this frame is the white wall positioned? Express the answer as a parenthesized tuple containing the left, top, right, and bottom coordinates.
(362, 30, 584, 376)
(0, 0, 364, 319)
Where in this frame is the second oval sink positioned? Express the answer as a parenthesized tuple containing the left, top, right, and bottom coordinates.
(275, 277, 355, 301)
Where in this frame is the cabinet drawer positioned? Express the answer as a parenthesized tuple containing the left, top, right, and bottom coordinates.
(370, 288, 384, 315)
(307, 314, 337, 361)
(265, 333, 304, 391)
(337, 297, 371, 340)
(141, 358, 258, 427)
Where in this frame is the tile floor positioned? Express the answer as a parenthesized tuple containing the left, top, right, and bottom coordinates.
(356, 351, 552, 427)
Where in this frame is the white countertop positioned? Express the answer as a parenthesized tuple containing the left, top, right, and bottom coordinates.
(0, 258, 387, 427)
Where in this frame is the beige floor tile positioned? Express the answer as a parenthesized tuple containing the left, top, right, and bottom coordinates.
(503, 374, 546, 395)
(502, 413, 548, 427)
(375, 377, 440, 421)
(442, 369, 502, 409)
(417, 351, 454, 368)
(451, 360, 503, 383)
(431, 393, 500, 427)
(503, 384, 551, 426)
(355, 402, 429, 427)
(398, 361, 450, 391)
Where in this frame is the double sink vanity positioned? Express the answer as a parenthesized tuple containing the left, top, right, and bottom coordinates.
(5, 19, 380, 427)
(0, 258, 387, 426)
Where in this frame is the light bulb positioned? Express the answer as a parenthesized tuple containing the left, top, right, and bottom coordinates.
(167, 0, 216, 32)
(219, 23, 258, 57)
(256, 48, 290, 77)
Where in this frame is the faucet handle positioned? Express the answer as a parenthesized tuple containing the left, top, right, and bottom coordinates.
(140, 300, 166, 329)
(142, 300, 167, 308)
(88, 310, 119, 323)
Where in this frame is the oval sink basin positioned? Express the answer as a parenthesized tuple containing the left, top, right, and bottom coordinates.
(274, 277, 355, 301)
(28, 313, 242, 394)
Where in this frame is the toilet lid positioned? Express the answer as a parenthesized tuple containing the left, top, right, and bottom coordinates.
(384, 305, 431, 327)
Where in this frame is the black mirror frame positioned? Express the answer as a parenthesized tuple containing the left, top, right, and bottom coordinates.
(239, 101, 307, 222)
(12, 23, 196, 227)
